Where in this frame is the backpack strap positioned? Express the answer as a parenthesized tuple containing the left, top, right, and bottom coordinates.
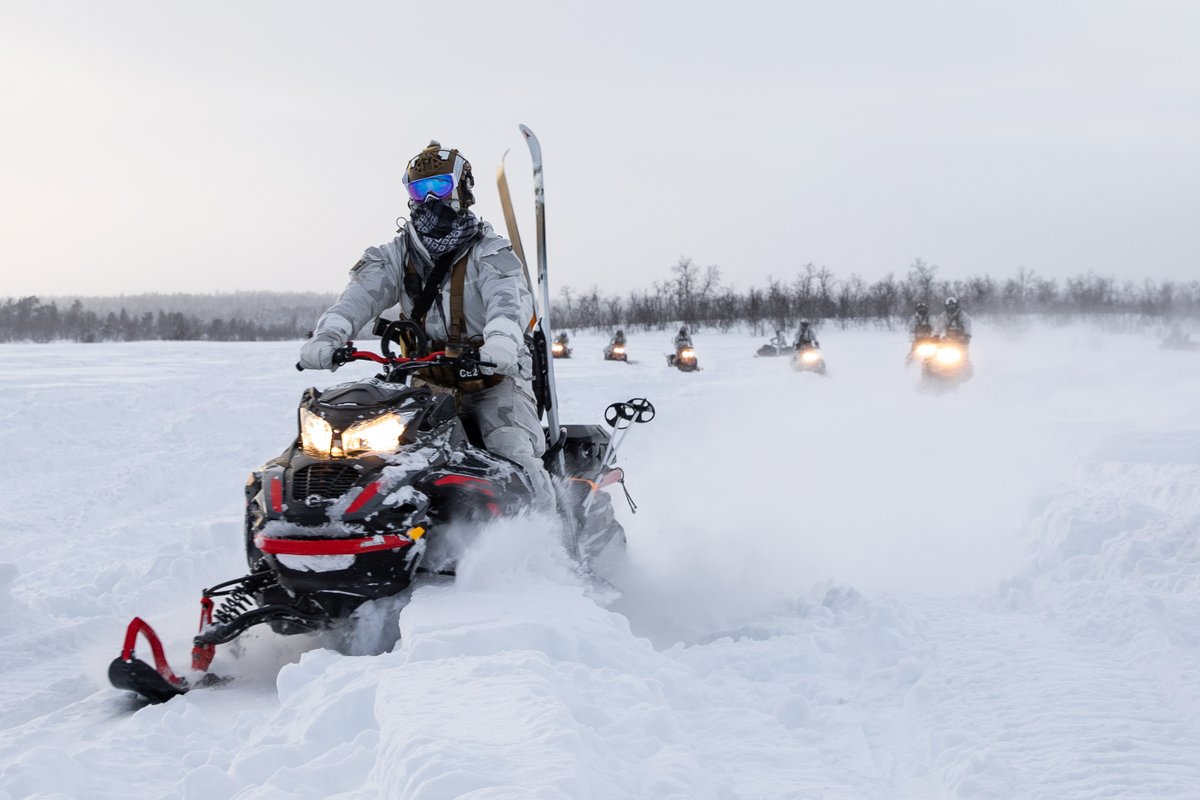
(447, 253, 469, 346)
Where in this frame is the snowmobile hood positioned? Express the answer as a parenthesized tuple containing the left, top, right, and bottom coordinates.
(315, 379, 423, 409)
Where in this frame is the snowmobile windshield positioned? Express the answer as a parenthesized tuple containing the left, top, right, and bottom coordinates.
(405, 174, 455, 203)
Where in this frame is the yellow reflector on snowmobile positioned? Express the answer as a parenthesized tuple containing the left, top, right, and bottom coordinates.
(408, 526, 426, 541)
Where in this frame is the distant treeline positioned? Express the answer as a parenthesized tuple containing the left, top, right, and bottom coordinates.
(0, 292, 334, 343)
(552, 259, 1200, 334)
(2, 261, 1197, 343)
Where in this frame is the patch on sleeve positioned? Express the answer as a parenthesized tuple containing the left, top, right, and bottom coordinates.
(350, 258, 368, 273)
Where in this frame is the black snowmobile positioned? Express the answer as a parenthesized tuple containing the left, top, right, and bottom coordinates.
(756, 334, 790, 357)
(551, 334, 572, 359)
(667, 344, 699, 372)
(109, 322, 653, 704)
(109, 126, 655, 704)
(604, 340, 629, 362)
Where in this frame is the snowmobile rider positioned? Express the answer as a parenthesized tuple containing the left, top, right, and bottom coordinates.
(794, 319, 819, 349)
(554, 331, 569, 346)
(298, 140, 555, 514)
(674, 326, 693, 350)
(610, 329, 626, 347)
(910, 303, 934, 340)
(936, 297, 973, 343)
(770, 329, 788, 349)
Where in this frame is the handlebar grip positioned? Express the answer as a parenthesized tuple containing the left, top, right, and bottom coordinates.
(295, 362, 305, 371)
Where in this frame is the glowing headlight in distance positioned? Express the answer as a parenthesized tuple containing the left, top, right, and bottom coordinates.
(343, 413, 408, 456)
(612, 346, 625, 354)
(800, 350, 821, 363)
(680, 348, 695, 359)
(936, 346, 963, 365)
(916, 342, 938, 358)
(300, 408, 334, 457)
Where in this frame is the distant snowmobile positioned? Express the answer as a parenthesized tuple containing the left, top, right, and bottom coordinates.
(756, 343, 787, 357)
(756, 331, 790, 357)
(551, 334, 572, 359)
(792, 345, 826, 374)
(907, 337, 939, 365)
(667, 345, 700, 372)
(604, 342, 629, 362)
(1160, 327, 1199, 352)
(921, 333, 974, 387)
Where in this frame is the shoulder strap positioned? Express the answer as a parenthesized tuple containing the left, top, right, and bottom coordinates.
(448, 252, 470, 345)
(407, 256, 454, 326)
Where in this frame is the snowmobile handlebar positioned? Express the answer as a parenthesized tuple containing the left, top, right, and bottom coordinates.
(295, 345, 495, 372)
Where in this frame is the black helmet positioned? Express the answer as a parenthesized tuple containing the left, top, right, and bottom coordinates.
(916, 302, 928, 314)
(945, 297, 959, 312)
(800, 318, 811, 328)
(402, 140, 476, 212)
(616, 329, 624, 336)
(679, 326, 687, 335)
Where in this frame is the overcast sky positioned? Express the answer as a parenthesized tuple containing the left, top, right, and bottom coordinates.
(2, 0, 1197, 298)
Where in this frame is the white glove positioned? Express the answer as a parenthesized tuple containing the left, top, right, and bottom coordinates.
(479, 333, 520, 376)
(298, 329, 346, 371)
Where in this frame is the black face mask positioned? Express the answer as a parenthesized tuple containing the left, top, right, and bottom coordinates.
(409, 199, 459, 238)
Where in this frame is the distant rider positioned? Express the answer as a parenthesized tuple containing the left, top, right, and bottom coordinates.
(770, 329, 788, 349)
(297, 140, 554, 513)
(794, 319, 819, 349)
(910, 302, 934, 341)
(554, 331, 570, 346)
(936, 297, 973, 343)
(674, 326, 693, 350)
(610, 329, 626, 347)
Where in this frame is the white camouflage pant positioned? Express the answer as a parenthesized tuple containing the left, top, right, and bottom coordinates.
(459, 376, 556, 515)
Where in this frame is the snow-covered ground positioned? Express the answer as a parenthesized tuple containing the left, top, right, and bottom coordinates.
(1, 324, 1198, 799)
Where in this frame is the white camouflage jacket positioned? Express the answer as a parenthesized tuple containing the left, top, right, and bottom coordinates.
(314, 221, 535, 378)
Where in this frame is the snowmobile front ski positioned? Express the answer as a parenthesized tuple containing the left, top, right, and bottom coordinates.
(108, 617, 192, 703)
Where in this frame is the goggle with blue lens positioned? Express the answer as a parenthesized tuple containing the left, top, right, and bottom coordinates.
(405, 174, 455, 202)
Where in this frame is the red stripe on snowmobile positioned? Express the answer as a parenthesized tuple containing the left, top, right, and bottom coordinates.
(119, 617, 186, 687)
(256, 533, 413, 556)
(433, 474, 496, 496)
(345, 481, 383, 515)
(269, 477, 283, 513)
(192, 598, 216, 672)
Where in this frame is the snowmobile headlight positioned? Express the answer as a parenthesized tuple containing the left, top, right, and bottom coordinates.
(800, 350, 822, 364)
(342, 412, 410, 456)
(300, 408, 334, 457)
(680, 348, 695, 360)
(612, 345, 625, 355)
(936, 346, 963, 365)
(552, 342, 564, 353)
(915, 342, 938, 358)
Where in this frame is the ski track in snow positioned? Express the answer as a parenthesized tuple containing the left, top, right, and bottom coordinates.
(1, 326, 1198, 799)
